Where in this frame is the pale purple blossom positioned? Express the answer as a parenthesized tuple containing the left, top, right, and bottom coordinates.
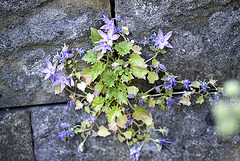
(39, 59, 57, 80)
(201, 82, 210, 92)
(141, 38, 148, 45)
(56, 130, 75, 141)
(159, 138, 175, 145)
(126, 116, 133, 128)
(156, 87, 161, 93)
(128, 94, 135, 99)
(100, 13, 115, 31)
(130, 146, 140, 161)
(75, 48, 86, 56)
(154, 29, 173, 50)
(96, 26, 120, 47)
(52, 74, 71, 92)
(92, 42, 112, 58)
(166, 98, 174, 106)
(87, 116, 96, 125)
(67, 101, 75, 107)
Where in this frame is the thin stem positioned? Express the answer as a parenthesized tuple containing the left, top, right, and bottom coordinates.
(145, 53, 157, 63)
(65, 87, 85, 98)
(127, 100, 134, 110)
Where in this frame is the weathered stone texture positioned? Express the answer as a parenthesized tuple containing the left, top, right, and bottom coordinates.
(0, 0, 111, 108)
(0, 111, 34, 161)
(31, 99, 240, 161)
(115, 0, 240, 83)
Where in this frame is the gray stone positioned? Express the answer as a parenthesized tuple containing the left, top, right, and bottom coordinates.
(115, 0, 240, 83)
(0, 110, 34, 161)
(0, 0, 111, 108)
(31, 98, 240, 161)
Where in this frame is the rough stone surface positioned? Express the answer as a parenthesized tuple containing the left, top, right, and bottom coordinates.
(0, 0, 111, 108)
(0, 110, 34, 161)
(115, 0, 240, 83)
(31, 99, 240, 161)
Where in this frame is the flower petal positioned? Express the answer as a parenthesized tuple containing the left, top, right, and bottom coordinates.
(46, 59, 52, 69)
(158, 29, 163, 38)
(112, 34, 120, 40)
(166, 42, 173, 48)
(164, 31, 172, 40)
(98, 30, 107, 39)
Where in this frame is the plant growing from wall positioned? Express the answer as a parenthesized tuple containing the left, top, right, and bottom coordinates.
(40, 13, 221, 160)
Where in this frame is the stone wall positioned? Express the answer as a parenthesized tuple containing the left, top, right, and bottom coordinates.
(0, 0, 239, 160)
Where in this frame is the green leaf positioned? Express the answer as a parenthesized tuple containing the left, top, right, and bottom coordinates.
(115, 89, 128, 105)
(121, 71, 134, 82)
(129, 54, 148, 68)
(118, 134, 125, 142)
(97, 125, 111, 137)
(114, 66, 124, 76)
(82, 50, 99, 64)
(114, 84, 128, 105)
(147, 72, 159, 84)
(116, 59, 125, 65)
(137, 135, 144, 140)
(128, 141, 133, 146)
(127, 86, 139, 96)
(92, 96, 104, 112)
(160, 49, 166, 54)
(91, 61, 105, 81)
(55, 84, 61, 94)
(75, 72, 81, 80)
(81, 68, 92, 85)
(115, 41, 133, 56)
(108, 106, 122, 123)
(133, 106, 153, 126)
(101, 69, 117, 87)
(196, 95, 204, 104)
(116, 115, 127, 128)
(106, 87, 117, 99)
(145, 134, 151, 143)
(85, 106, 90, 113)
(90, 28, 102, 43)
(123, 131, 132, 140)
(179, 97, 191, 106)
(152, 59, 159, 68)
(131, 66, 148, 79)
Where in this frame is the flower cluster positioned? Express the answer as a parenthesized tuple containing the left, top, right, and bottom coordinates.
(40, 13, 221, 160)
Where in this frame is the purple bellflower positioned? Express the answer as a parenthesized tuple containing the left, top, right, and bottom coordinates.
(159, 138, 175, 145)
(130, 146, 140, 161)
(75, 48, 86, 56)
(87, 116, 96, 125)
(164, 82, 172, 90)
(92, 42, 112, 59)
(184, 80, 192, 90)
(67, 101, 75, 108)
(60, 123, 70, 129)
(159, 64, 166, 71)
(96, 26, 120, 47)
(154, 29, 173, 50)
(40, 59, 57, 80)
(201, 82, 210, 92)
(141, 38, 148, 46)
(138, 95, 144, 105)
(166, 98, 174, 106)
(60, 45, 74, 63)
(213, 93, 220, 100)
(126, 116, 133, 128)
(52, 74, 71, 92)
(56, 129, 75, 141)
(100, 13, 115, 31)
(128, 94, 135, 99)
(156, 87, 161, 93)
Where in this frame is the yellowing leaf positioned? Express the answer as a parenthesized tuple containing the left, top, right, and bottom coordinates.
(131, 45, 142, 54)
(127, 86, 139, 96)
(75, 100, 83, 110)
(149, 97, 156, 108)
(92, 96, 104, 112)
(179, 97, 191, 106)
(86, 93, 94, 103)
(81, 68, 92, 85)
(131, 66, 148, 79)
(190, 81, 201, 88)
(147, 72, 159, 84)
(116, 115, 128, 129)
(77, 82, 87, 92)
(133, 106, 153, 126)
(97, 125, 111, 137)
(118, 134, 125, 142)
(121, 26, 129, 35)
(108, 121, 118, 131)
